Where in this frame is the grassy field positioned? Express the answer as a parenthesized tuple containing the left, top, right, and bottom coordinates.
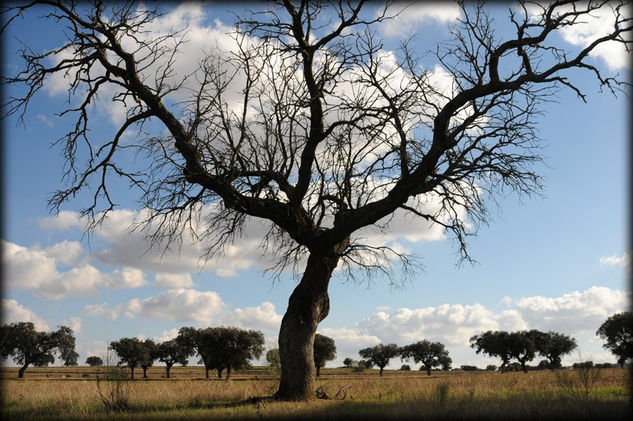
(1, 366, 630, 420)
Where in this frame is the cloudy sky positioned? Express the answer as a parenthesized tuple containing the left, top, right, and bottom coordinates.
(2, 2, 630, 370)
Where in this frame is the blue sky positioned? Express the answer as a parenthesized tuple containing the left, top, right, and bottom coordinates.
(2, 2, 630, 370)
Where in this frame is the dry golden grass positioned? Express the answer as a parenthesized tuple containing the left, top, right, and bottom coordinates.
(1, 366, 630, 420)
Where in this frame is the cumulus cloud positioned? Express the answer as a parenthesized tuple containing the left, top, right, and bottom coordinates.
(39, 209, 270, 278)
(152, 328, 180, 343)
(346, 286, 629, 349)
(154, 272, 195, 288)
(84, 288, 227, 324)
(3, 240, 147, 300)
(2, 299, 49, 331)
(600, 252, 630, 268)
(513, 286, 629, 333)
(379, 3, 461, 38)
(61, 316, 82, 334)
(524, 2, 631, 70)
(220, 302, 283, 332)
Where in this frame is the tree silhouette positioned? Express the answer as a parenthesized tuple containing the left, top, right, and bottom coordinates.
(597, 312, 633, 368)
(157, 338, 194, 378)
(359, 343, 400, 376)
(0, 323, 77, 378)
(2, 0, 630, 400)
(400, 340, 450, 376)
(313, 334, 336, 377)
(528, 330, 577, 369)
(86, 356, 104, 367)
(110, 337, 146, 380)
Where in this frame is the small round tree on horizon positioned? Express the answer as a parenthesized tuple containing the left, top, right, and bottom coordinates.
(313, 334, 336, 377)
(86, 356, 104, 366)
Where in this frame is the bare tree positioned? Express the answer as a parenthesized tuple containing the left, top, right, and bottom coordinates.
(1, 0, 630, 400)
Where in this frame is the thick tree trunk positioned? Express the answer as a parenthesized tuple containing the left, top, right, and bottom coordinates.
(275, 251, 341, 401)
(130, 366, 135, 380)
(225, 366, 231, 381)
(316, 365, 321, 377)
(18, 363, 29, 378)
(166, 363, 172, 378)
(379, 367, 384, 377)
(426, 367, 431, 376)
(142, 366, 148, 378)
(205, 366, 209, 379)
(217, 367, 224, 379)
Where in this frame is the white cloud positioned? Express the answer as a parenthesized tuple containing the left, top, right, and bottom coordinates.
(525, 2, 632, 70)
(379, 3, 461, 38)
(84, 288, 227, 324)
(513, 286, 629, 333)
(61, 316, 82, 334)
(155, 272, 194, 288)
(3, 240, 147, 300)
(357, 303, 501, 346)
(39, 209, 270, 278)
(220, 302, 283, 332)
(152, 328, 180, 343)
(44, 241, 85, 266)
(2, 299, 49, 331)
(600, 252, 630, 268)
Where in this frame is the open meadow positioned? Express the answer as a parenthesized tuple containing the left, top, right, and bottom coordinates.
(1, 366, 630, 420)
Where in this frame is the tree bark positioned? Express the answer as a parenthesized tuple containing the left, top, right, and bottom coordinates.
(225, 366, 231, 381)
(316, 365, 321, 377)
(142, 366, 148, 378)
(166, 363, 172, 378)
(205, 366, 209, 379)
(426, 367, 431, 376)
(275, 251, 341, 401)
(217, 367, 224, 379)
(379, 367, 384, 377)
(18, 363, 29, 378)
(129, 366, 135, 380)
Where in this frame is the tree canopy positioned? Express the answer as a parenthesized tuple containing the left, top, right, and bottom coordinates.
(0, 322, 77, 378)
(358, 343, 401, 376)
(597, 312, 633, 368)
(156, 338, 194, 378)
(313, 334, 336, 377)
(178, 326, 264, 380)
(1, 0, 630, 400)
(86, 356, 104, 366)
(400, 340, 451, 376)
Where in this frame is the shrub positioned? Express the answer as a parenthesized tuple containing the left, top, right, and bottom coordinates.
(400, 364, 411, 371)
(486, 365, 497, 371)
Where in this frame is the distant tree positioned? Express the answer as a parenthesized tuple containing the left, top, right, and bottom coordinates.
(178, 326, 264, 380)
(460, 365, 479, 371)
(358, 344, 400, 376)
(597, 312, 633, 368)
(439, 354, 452, 371)
(470, 331, 512, 371)
(86, 356, 104, 367)
(313, 334, 336, 377)
(64, 351, 79, 366)
(0, 323, 77, 378)
(138, 339, 158, 378)
(179, 327, 222, 379)
(401, 340, 450, 376)
(343, 357, 354, 368)
(528, 330, 577, 369)
(266, 348, 281, 374)
(507, 331, 536, 373)
(486, 365, 497, 371)
(110, 338, 145, 380)
(400, 364, 411, 371)
(157, 338, 193, 378)
(573, 361, 594, 369)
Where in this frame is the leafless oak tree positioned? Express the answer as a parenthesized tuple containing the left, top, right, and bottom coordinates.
(2, 0, 630, 401)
